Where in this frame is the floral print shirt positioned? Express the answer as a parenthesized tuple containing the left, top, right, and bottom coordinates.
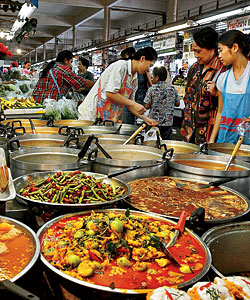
(180, 55, 224, 144)
(144, 81, 180, 126)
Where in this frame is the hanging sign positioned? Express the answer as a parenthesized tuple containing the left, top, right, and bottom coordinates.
(134, 40, 151, 50)
(153, 33, 176, 55)
(227, 16, 249, 30)
(30, 0, 39, 8)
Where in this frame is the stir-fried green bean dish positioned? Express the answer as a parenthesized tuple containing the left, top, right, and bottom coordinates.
(19, 171, 126, 204)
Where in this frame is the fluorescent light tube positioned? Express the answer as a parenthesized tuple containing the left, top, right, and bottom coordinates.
(126, 34, 145, 42)
(158, 23, 192, 34)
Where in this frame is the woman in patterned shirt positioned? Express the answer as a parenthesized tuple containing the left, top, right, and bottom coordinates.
(33, 50, 94, 103)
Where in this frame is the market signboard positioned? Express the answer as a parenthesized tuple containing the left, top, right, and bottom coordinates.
(134, 40, 151, 50)
(227, 16, 249, 30)
(153, 33, 176, 55)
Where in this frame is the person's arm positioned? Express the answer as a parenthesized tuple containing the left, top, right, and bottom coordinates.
(63, 67, 94, 89)
(144, 88, 152, 110)
(106, 92, 145, 115)
(208, 90, 223, 143)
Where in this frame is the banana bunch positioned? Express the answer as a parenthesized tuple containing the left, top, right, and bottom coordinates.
(0, 96, 37, 110)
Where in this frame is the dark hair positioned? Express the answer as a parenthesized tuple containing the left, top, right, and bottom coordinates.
(218, 30, 249, 57)
(153, 66, 168, 81)
(193, 26, 218, 50)
(41, 50, 73, 78)
(79, 57, 89, 68)
(179, 68, 184, 75)
(24, 61, 30, 66)
(132, 47, 158, 61)
(121, 47, 135, 59)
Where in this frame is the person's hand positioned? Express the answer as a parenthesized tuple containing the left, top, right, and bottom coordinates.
(127, 101, 146, 115)
(77, 87, 85, 93)
(140, 115, 158, 126)
(206, 81, 217, 96)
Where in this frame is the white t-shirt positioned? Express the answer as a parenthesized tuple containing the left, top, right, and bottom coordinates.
(78, 59, 137, 120)
(216, 61, 250, 94)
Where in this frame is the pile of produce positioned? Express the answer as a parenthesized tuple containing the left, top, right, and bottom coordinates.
(0, 84, 16, 97)
(19, 171, 126, 204)
(0, 96, 40, 110)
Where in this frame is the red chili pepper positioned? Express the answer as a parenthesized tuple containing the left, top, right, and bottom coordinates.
(63, 198, 70, 203)
(31, 187, 39, 192)
(242, 279, 250, 286)
(71, 171, 81, 175)
(88, 250, 102, 263)
(200, 282, 212, 291)
(165, 289, 174, 300)
(115, 247, 129, 253)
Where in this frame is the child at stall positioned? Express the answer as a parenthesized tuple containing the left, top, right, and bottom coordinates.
(144, 66, 180, 140)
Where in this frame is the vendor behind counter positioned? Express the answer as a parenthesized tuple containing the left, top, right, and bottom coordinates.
(32, 50, 94, 103)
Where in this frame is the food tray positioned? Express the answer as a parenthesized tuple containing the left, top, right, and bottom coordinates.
(0, 168, 16, 201)
(3, 108, 45, 119)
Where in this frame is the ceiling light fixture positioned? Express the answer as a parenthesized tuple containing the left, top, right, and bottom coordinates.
(158, 21, 193, 34)
(17, 48, 22, 54)
(0, 31, 6, 39)
(125, 34, 146, 42)
(196, 5, 250, 25)
(87, 47, 97, 52)
(8, 2, 36, 40)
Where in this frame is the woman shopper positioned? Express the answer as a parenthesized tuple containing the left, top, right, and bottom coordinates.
(33, 50, 94, 103)
(180, 27, 224, 145)
(77, 57, 94, 97)
(209, 30, 250, 144)
(78, 47, 158, 125)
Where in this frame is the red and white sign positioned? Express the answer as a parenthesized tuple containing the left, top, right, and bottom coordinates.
(227, 16, 249, 30)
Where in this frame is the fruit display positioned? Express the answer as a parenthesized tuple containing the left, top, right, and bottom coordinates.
(0, 96, 39, 110)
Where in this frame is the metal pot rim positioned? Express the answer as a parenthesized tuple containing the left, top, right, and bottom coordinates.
(14, 170, 130, 209)
(168, 154, 250, 177)
(0, 215, 40, 282)
(10, 147, 86, 170)
(89, 144, 165, 167)
(124, 176, 250, 224)
(37, 208, 211, 294)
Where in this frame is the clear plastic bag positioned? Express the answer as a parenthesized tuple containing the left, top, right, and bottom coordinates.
(236, 119, 250, 138)
(143, 127, 162, 141)
(43, 98, 61, 120)
(58, 98, 78, 120)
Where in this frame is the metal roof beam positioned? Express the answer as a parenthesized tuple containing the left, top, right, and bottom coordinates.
(111, 6, 166, 16)
(35, 15, 74, 26)
(38, 0, 103, 8)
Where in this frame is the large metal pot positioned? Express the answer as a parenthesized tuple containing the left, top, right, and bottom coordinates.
(14, 170, 130, 211)
(202, 221, 250, 277)
(167, 154, 250, 198)
(37, 209, 211, 294)
(207, 142, 250, 162)
(78, 134, 133, 145)
(141, 140, 200, 153)
(9, 134, 79, 149)
(0, 215, 40, 282)
(115, 123, 139, 135)
(10, 147, 88, 178)
(88, 144, 169, 182)
(1, 119, 47, 127)
(52, 119, 94, 127)
(12, 126, 64, 135)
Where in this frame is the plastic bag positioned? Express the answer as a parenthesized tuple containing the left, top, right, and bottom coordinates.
(57, 98, 78, 119)
(143, 127, 161, 141)
(43, 98, 61, 120)
(237, 119, 250, 136)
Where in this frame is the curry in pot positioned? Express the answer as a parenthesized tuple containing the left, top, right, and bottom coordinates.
(127, 177, 248, 220)
(173, 160, 246, 171)
(40, 211, 207, 290)
(0, 220, 35, 280)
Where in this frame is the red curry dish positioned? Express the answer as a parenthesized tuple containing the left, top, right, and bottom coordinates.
(127, 177, 248, 220)
(0, 221, 35, 280)
(40, 210, 208, 291)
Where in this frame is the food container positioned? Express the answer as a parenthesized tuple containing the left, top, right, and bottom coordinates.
(115, 123, 139, 135)
(167, 154, 250, 198)
(78, 134, 132, 146)
(202, 221, 250, 277)
(37, 209, 211, 294)
(9, 134, 79, 149)
(52, 119, 94, 127)
(10, 147, 88, 178)
(0, 119, 47, 128)
(141, 140, 200, 154)
(88, 144, 170, 182)
(14, 170, 130, 212)
(125, 176, 250, 226)
(207, 143, 250, 162)
(0, 215, 40, 282)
